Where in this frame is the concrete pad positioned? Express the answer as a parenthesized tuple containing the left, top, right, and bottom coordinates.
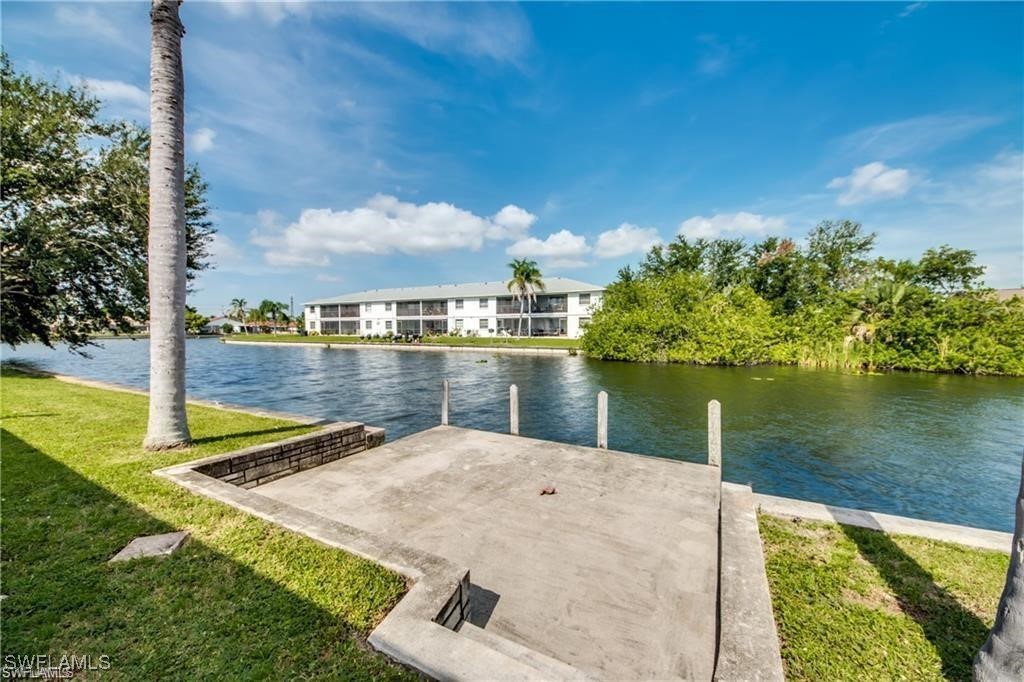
(715, 483, 784, 681)
(109, 531, 189, 562)
(256, 425, 721, 680)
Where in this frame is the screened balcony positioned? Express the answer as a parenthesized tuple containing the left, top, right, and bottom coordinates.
(318, 304, 359, 318)
(396, 301, 420, 317)
(531, 295, 567, 314)
(320, 320, 359, 334)
(421, 300, 448, 316)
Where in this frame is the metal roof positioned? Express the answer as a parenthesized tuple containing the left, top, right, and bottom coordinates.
(305, 277, 605, 305)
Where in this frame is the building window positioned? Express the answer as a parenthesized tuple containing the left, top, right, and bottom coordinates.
(579, 293, 591, 305)
(454, 319, 465, 330)
(365, 320, 372, 330)
(455, 299, 464, 309)
(479, 298, 489, 308)
(364, 303, 372, 312)
(385, 320, 392, 331)
(479, 318, 489, 330)
(385, 302, 392, 311)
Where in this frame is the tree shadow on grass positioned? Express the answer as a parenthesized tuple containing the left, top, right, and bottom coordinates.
(839, 523, 989, 681)
(0, 429, 412, 680)
(189, 423, 319, 446)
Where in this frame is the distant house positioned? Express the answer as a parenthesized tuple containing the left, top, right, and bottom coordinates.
(994, 288, 1024, 302)
(202, 317, 244, 334)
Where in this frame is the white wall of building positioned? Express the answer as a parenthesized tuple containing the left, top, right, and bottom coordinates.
(307, 289, 603, 339)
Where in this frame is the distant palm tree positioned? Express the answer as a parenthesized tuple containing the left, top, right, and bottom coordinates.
(258, 300, 289, 329)
(228, 298, 248, 334)
(144, 0, 191, 450)
(507, 258, 544, 337)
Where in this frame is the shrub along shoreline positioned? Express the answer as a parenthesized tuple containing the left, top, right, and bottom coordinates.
(581, 221, 1024, 376)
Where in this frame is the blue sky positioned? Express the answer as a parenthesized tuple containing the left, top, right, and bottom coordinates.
(5, 1, 1022, 314)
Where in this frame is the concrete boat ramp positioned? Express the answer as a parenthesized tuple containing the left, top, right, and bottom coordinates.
(159, 417, 783, 681)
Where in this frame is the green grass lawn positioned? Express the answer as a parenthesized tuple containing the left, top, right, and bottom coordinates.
(0, 369, 416, 680)
(228, 333, 581, 349)
(759, 514, 1007, 681)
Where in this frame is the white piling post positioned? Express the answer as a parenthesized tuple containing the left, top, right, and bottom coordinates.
(441, 379, 450, 426)
(708, 399, 721, 468)
(509, 384, 519, 435)
(597, 391, 608, 449)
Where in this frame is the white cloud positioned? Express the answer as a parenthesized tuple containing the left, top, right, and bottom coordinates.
(506, 230, 590, 268)
(209, 233, 243, 265)
(54, 6, 138, 52)
(491, 205, 538, 239)
(594, 223, 662, 259)
(335, 3, 533, 64)
(252, 195, 536, 266)
(76, 77, 148, 120)
(315, 273, 342, 283)
(836, 113, 999, 160)
(923, 150, 1023, 210)
(899, 2, 927, 19)
(678, 212, 785, 240)
(827, 162, 912, 205)
(218, 1, 310, 26)
(189, 127, 217, 153)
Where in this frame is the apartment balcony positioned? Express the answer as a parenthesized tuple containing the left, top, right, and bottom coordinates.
(319, 304, 359, 318)
(421, 300, 448, 316)
(396, 302, 421, 317)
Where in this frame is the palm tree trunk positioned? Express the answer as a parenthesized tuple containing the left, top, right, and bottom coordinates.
(518, 293, 524, 337)
(975, 452, 1024, 679)
(144, 0, 191, 450)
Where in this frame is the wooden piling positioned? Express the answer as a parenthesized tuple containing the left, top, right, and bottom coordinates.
(510, 384, 519, 435)
(441, 379, 449, 426)
(597, 391, 608, 449)
(708, 400, 721, 467)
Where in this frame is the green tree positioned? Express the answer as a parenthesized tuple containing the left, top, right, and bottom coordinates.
(746, 237, 808, 314)
(913, 245, 986, 294)
(806, 219, 877, 292)
(507, 258, 544, 336)
(258, 300, 290, 329)
(184, 306, 210, 335)
(0, 53, 213, 351)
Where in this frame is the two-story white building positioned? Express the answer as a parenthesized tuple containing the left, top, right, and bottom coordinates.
(304, 277, 604, 339)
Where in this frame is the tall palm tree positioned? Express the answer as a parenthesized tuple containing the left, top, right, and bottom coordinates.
(144, 0, 191, 450)
(975, 453, 1024, 680)
(507, 258, 544, 337)
(258, 299, 289, 329)
(228, 298, 248, 333)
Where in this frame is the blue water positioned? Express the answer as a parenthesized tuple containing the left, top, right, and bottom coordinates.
(3, 338, 1022, 532)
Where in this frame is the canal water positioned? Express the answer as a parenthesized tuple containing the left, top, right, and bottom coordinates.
(3, 338, 1022, 532)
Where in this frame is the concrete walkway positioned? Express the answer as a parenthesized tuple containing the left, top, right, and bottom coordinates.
(257, 426, 722, 680)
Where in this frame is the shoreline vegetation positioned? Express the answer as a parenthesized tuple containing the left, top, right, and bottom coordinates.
(1, 369, 1007, 679)
(580, 221, 1024, 376)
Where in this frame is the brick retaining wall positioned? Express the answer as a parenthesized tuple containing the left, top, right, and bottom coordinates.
(196, 423, 385, 488)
